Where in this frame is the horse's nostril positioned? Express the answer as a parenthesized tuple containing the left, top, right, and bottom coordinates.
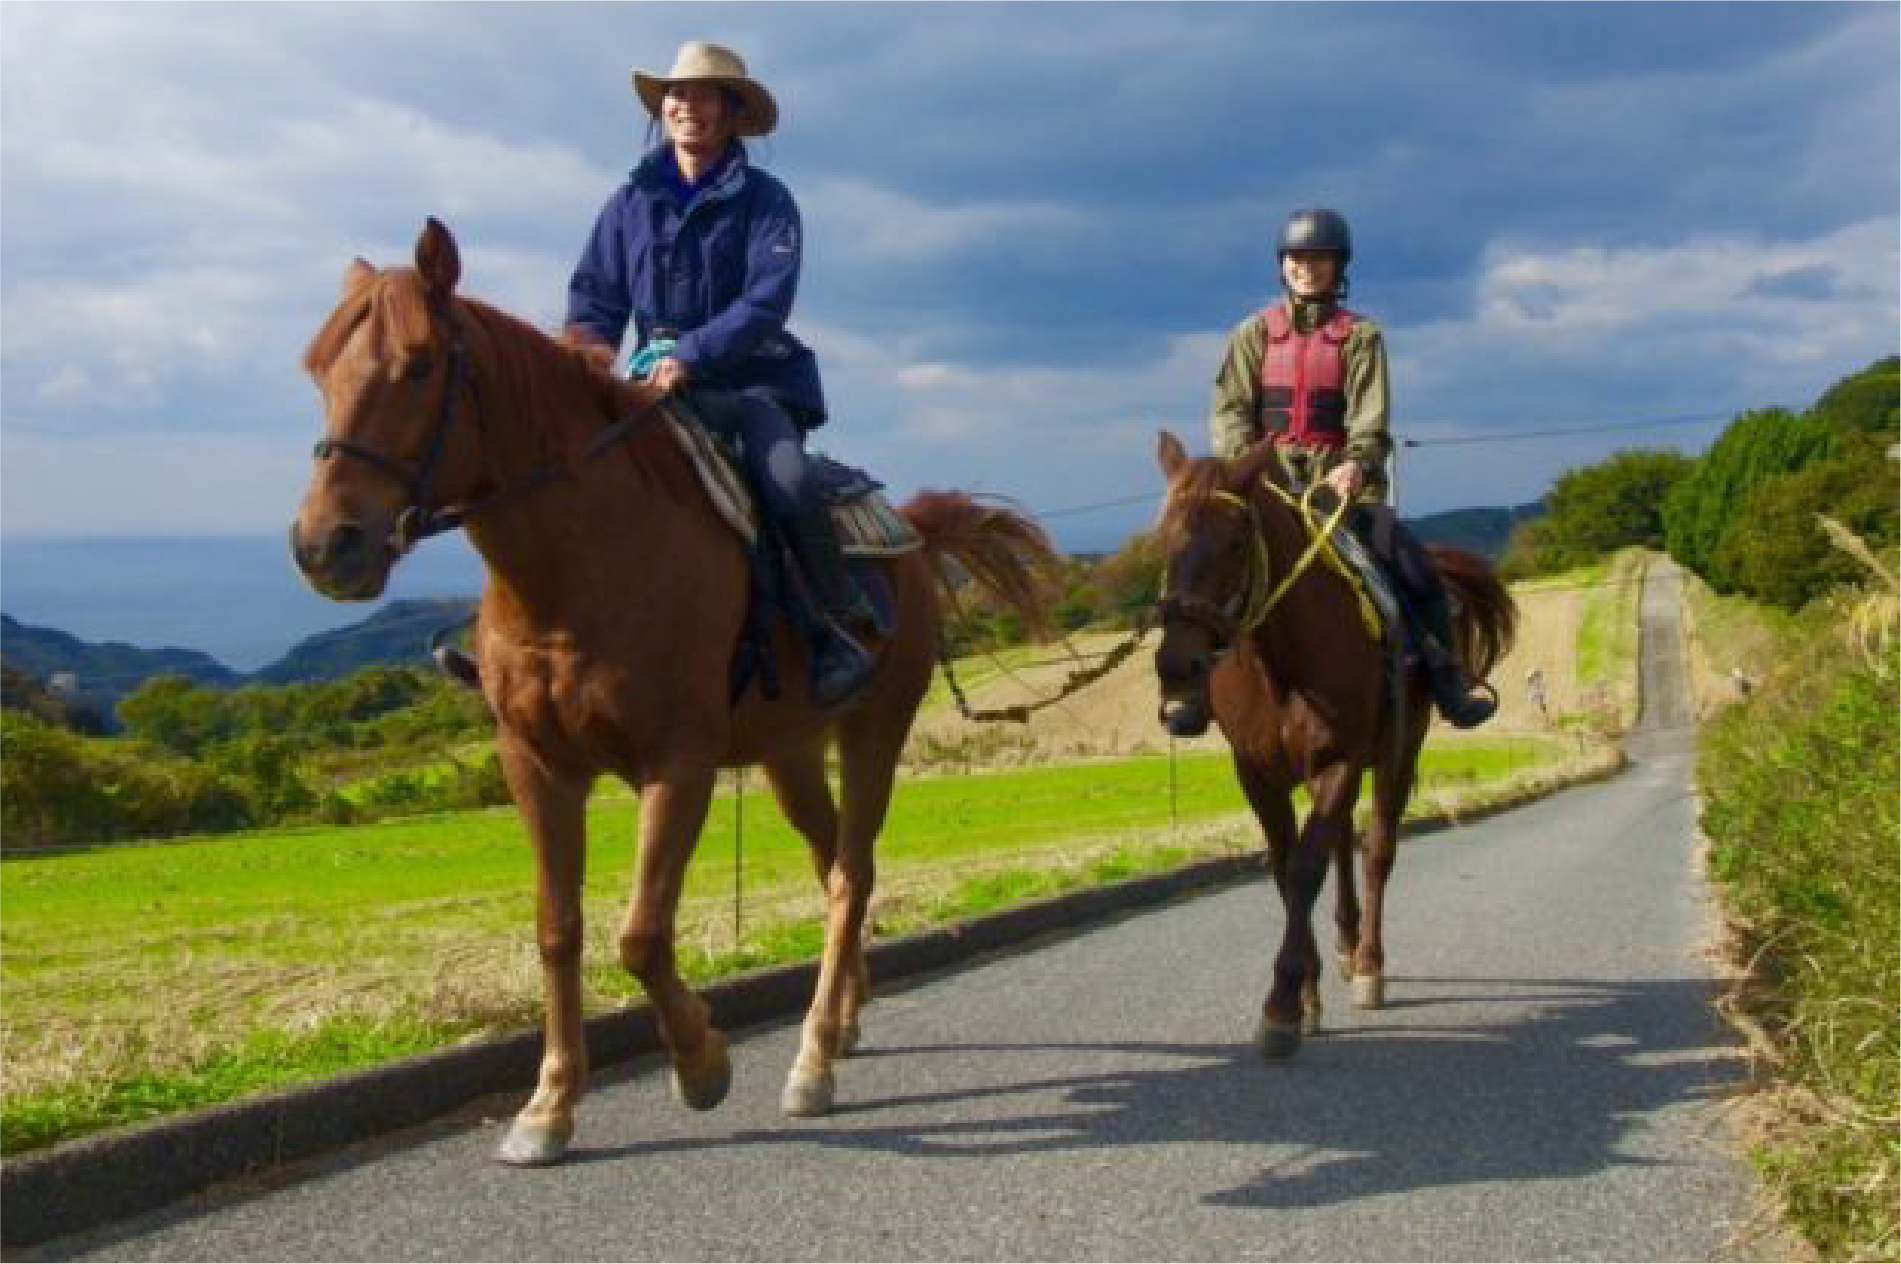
(325, 521, 366, 566)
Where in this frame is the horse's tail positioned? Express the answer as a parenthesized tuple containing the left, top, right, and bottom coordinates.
(901, 491, 1060, 638)
(1429, 545, 1518, 681)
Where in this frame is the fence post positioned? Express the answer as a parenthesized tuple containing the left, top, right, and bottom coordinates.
(1168, 736, 1179, 837)
(732, 767, 744, 943)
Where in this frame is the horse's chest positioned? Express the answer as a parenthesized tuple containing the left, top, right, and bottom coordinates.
(487, 653, 658, 766)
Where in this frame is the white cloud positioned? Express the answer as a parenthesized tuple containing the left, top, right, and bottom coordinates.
(803, 177, 1088, 265)
(1395, 218, 1901, 425)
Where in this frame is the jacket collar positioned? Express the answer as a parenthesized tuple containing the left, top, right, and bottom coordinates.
(634, 141, 750, 210)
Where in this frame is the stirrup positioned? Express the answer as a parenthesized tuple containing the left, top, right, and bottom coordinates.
(435, 645, 483, 690)
(810, 622, 874, 709)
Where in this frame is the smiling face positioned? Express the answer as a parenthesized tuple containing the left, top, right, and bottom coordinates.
(661, 81, 736, 156)
(1280, 250, 1342, 301)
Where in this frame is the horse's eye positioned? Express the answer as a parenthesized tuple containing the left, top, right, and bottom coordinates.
(401, 353, 434, 383)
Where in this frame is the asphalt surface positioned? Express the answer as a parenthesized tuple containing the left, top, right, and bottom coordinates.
(33, 558, 1768, 1262)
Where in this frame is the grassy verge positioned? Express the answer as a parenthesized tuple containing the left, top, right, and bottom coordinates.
(1691, 581, 1898, 1260)
(1573, 548, 1647, 735)
(3, 739, 1575, 1155)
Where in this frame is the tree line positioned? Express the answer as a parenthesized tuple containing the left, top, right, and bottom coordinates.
(2, 666, 498, 851)
(1500, 356, 1898, 605)
(5, 357, 1892, 850)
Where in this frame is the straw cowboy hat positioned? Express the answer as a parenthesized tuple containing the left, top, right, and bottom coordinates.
(633, 41, 778, 137)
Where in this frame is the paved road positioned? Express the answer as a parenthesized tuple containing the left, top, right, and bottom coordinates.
(40, 558, 1767, 1261)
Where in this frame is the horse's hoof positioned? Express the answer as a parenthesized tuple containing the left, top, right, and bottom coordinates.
(1337, 951, 1356, 981)
(495, 1114, 572, 1166)
(1352, 973, 1385, 1009)
(1301, 1005, 1323, 1037)
(1255, 1018, 1302, 1061)
(781, 1065, 836, 1118)
(839, 1022, 862, 1057)
(671, 1031, 731, 1112)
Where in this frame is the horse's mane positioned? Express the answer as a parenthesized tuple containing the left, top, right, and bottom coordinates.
(1155, 456, 1230, 550)
(303, 267, 692, 501)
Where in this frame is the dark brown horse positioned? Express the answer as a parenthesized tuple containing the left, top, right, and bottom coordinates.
(290, 219, 1057, 1164)
(1150, 431, 1515, 1057)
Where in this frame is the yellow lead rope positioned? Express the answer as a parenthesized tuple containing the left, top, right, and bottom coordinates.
(1225, 482, 1383, 640)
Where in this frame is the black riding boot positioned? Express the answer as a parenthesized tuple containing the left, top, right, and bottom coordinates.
(1407, 576, 1497, 729)
(788, 503, 875, 708)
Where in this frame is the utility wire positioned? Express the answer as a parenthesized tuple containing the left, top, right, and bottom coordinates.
(1034, 409, 1750, 520)
(1398, 410, 1745, 448)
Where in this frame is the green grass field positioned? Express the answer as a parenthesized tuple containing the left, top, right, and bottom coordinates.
(2, 739, 1568, 1154)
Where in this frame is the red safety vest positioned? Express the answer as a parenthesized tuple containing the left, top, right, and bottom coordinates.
(1258, 304, 1358, 449)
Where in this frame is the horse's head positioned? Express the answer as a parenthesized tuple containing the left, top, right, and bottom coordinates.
(291, 218, 482, 601)
(1150, 431, 1281, 736)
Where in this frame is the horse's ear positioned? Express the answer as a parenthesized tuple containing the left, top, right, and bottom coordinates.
(342, 258, 375, 295)
(415, 217, 461, 306)
(1156, 430, 1188, 479)
(1229, 437, 1281, 492)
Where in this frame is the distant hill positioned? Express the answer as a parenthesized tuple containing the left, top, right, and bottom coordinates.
(0, 499, 1539, 708)
(0, 614, 241, 720)
(1406, 502, 1546, 559)
(0, 599, 478, 720)
(251, 598, 477, 684)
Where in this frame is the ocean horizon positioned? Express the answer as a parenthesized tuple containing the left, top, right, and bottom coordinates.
(0, 534, 489, 673)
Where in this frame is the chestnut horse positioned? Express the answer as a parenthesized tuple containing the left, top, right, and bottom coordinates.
(291, 220, 1056, 1165)
(1150, 431, 1515, 1058)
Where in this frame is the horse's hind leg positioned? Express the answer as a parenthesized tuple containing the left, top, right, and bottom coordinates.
(782, 716, 902, 1118)
(764, 742, 869, 1054)
(1355, 710, 1430, 1009)
(618, 765, 732, 1113)
(495, 754, 590, 1166)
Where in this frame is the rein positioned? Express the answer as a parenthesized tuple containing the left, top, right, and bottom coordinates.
(312, 307, 654, 554)
(1156, 481, 1369, 647)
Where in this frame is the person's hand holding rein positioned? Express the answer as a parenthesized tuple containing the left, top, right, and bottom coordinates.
(1323, 458, 1365, 503)
(647, 356, 690, 395)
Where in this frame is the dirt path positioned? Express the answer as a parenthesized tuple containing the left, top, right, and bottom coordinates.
(904, 578, 1595, 768)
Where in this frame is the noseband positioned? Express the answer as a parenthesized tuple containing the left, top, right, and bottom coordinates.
(1156, 490, 1272, 649)
(311, 309, 479, 553)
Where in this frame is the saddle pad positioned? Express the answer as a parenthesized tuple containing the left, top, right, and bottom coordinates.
(663, 404, 922, 557)
(1323, 524, 1396, 643)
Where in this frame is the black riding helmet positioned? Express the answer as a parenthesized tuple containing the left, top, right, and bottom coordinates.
(1278, 208, 1353, 261)
(1277, 208, 1352, 300)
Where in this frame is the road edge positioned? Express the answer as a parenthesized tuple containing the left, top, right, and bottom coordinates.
(1, 754, 1626, 1250)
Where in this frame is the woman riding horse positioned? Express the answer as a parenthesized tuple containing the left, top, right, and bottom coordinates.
(564, 41, 873, 708)
(1199, 207, 1497, 732)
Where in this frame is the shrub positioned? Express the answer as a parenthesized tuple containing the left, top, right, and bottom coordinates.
(1699, 595, 1898, 1258)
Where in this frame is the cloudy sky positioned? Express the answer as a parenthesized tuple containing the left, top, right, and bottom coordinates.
(3, 1, 1897, 552)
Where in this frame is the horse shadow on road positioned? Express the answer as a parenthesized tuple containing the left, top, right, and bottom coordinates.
(580, 972, 1747, 1211)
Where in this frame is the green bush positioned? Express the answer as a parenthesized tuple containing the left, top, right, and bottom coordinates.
(1698, 600, 1898, 1259)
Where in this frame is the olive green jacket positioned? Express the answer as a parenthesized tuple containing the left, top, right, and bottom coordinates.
(1208, 298, 1392, 502)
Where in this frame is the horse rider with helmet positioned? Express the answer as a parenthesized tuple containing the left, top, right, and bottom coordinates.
(1205, 207, 1498, 729)
(562, 41, 874, 708)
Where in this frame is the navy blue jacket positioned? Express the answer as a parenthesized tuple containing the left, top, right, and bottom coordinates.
(566, 142, 827, 426)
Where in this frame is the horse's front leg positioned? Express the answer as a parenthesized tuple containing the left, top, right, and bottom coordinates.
(1260, 762, 1361, 1059)
(1355, 715, 1428, 1009)
(619, 764, 731, 1112)
(495, 749, 592, 1166)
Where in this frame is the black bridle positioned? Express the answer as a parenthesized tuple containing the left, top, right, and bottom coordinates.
(1154, 490, 1269, 652)
(311, 310, 482, 553)
(311, 306, 652, 553)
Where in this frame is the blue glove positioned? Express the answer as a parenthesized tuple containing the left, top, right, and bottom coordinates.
(626, 339, 678, 380)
